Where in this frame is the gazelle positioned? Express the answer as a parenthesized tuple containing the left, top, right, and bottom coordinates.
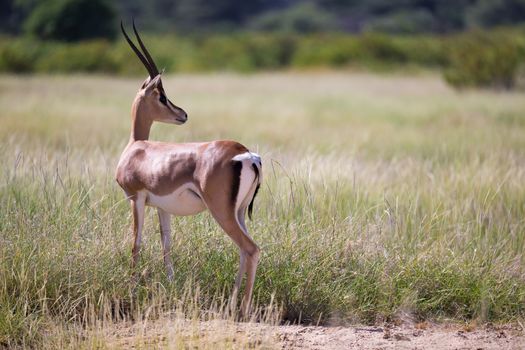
(116, 21, 262, 315)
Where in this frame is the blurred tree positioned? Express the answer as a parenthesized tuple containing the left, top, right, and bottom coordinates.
(467, 0, 525, 28)
(364, 9, 436, 33)
(430, 0, 474, 32)
(173, 0, 270, 31)
(311, 0, 477, 32)
(0, 0, 29, 34)
(115, 0, 159, 31)
(24, 0, 116, 41)
(1, 0, 525, 36)
(250, 2, 337, 33)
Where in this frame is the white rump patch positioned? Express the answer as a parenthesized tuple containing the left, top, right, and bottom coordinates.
(232, 152, 262, 183)
(232, 152, 260, 163)
(232, 151, 262, 235)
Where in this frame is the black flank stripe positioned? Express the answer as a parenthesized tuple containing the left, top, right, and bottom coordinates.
(231, 160, 243, 206)
(247, 163, 260, 220)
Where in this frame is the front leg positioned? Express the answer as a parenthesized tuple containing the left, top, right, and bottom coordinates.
(130, 194, 146, 279)
(157, 208, 174, 281)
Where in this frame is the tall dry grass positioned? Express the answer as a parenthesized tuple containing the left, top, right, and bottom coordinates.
(0, 72, 524, 347)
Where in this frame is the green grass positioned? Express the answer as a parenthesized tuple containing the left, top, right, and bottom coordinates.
(0, 71, 524, 347)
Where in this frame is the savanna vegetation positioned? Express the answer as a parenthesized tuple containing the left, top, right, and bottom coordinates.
(2, 0, 525, 89)
(1, 72, 524, 348)
(1, 1, 525, 348)
(1, 29, 525, 89)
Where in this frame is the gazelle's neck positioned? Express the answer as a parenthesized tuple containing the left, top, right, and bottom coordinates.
(130, 98, 153, 142)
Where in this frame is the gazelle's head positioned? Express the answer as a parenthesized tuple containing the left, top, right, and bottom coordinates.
(121, 21, 187, 125)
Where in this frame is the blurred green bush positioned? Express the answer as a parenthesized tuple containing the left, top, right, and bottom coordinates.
(0, 29, 523, 90)
(444, 31, 523, 89)
(36, 40, 117, 73)
(0, 38, 43, 73)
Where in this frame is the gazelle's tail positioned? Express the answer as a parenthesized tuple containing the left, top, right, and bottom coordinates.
(247, 155, 262, 220)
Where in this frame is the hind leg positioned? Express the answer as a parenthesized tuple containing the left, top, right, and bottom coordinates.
(234, 251, 247, 298)
(206, 201, 260, 316)
(201, 154, 261, 316)
(234, 205, 260, 313)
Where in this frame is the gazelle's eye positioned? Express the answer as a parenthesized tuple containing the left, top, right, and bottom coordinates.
(159, 94, 167, 105)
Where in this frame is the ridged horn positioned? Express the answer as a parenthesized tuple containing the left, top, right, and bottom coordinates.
(132, 19, 160, 77)
(120, 20, 156, 78)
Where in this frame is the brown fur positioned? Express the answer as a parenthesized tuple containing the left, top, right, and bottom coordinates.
(116, 140, 248, 199)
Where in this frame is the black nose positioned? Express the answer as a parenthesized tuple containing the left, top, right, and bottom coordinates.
(177, 111, 188, 123)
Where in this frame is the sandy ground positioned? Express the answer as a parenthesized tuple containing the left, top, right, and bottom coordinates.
(107, 319, 524, 349)
(275, 323, 524, 350)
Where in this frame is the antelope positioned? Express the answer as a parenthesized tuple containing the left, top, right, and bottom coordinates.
(116, 21, 262, 315)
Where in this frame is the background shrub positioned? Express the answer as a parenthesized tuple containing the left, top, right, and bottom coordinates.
(444, 31, 523, 89)
(292, 35, 362, 68)
(359, 33, 409, 64)
(0, 38, 42, 73)
(389, 36, 446, 66)
(240, 34, 297, 70)
(0, 29, 523, 88)
(35, 40, 116, 73)
(196, 35, 255, 71)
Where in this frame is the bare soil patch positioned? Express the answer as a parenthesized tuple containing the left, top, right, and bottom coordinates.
(276, 322, 524, 349)
(106, 319, 524, 349)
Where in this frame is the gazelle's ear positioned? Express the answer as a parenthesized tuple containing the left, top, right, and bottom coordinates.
(140, 76, 151, 89)
(143, 74, 162, 93)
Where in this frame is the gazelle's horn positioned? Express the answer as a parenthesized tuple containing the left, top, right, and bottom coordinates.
(132, 19, 160, 77)
(120, 20, 156, 78)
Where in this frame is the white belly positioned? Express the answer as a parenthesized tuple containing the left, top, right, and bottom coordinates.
(146, 183, 206, 216)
